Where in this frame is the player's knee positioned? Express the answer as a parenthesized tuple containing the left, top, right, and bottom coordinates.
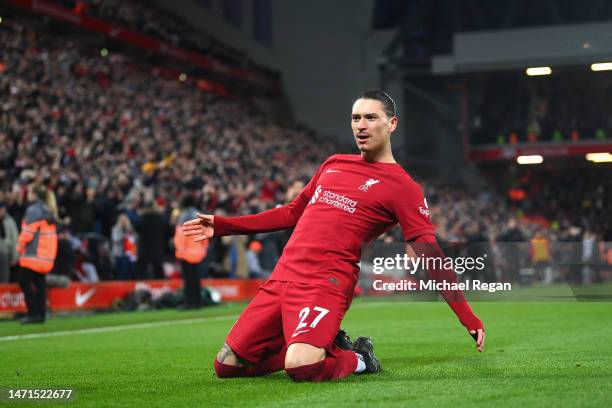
(284, 343, 325, 369)
(214, 343, 245, 378)
(215, 343, 242, 366)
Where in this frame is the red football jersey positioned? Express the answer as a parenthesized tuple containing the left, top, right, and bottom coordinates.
(215, 154, 435, 298)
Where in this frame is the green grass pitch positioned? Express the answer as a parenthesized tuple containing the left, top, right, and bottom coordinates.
(1, 290, 612, 407)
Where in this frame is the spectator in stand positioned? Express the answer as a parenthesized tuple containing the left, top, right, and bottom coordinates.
(246, 240, 268, 279)
(135, 199, 168, 280)
(17, 184, 58, 324)
(174, 195, 209, 309)
(70, 0, 252, 68)
(465, 222, 494, 282)
(68, 185, 96, 234)
(530, 230, 552, 284)
(95, 186, 119, 237)
(496, 218, 526, 283)
(581, 230, 599, 285)
(222, 235, 248, 279)
(562, 226, 583, 284)
(470, 70, 612, 145)
(0, 194, 19, 283)
(111, 213, 137, 280)
(51, 225, 77, 280)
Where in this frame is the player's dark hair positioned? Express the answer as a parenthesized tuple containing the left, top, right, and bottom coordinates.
(357, 90, 397, 118)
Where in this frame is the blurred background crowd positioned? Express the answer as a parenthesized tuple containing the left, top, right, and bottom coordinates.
(0, 2, 609, 287)
(60, 0, 275, 77)
(469, 70, 612, 146)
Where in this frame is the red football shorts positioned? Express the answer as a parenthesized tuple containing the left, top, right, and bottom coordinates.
(225, 280, 350, 363)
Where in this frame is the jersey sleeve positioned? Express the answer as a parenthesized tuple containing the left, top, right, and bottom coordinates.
(413, 234, 484, 331)
(213, 155, 335, 236)
(391, 179, 436, 241)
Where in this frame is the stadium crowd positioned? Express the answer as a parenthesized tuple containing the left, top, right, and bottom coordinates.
(0, 16, 334, 282)
(421, 182, 608, 285)
(59, 0, 270, 74)
(0, 15, 608, 286)
(59, 0, 261, 72)
(469, 71, 612, 145)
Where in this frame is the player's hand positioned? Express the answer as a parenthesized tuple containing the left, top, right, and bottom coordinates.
(469, 329, 485, 353)
(182, 213, 214, 242)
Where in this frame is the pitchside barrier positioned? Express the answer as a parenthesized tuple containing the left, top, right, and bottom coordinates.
(0, 279, 264, 314)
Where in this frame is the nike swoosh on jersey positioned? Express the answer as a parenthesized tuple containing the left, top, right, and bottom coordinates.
(292, 329, 310, 337)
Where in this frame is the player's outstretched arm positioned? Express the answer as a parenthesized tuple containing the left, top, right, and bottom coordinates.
(393, 180, 485, 351)
(183, 195, 308, 238)
(410, 234, 486, 353)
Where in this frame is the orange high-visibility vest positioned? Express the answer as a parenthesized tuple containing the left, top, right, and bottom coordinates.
(530, 237, 550, 262)
(17, 201, 57, 274)
(174, 225, 208, 264)
(175, 208, 209, 264)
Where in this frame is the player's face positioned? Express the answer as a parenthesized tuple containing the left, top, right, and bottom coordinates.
(351, 99, 397, 154)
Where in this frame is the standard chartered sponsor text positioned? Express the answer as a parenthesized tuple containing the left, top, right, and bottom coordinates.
(319, 190, 358, 213)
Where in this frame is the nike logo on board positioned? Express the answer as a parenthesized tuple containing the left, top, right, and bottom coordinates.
(75, 288, 96, 306)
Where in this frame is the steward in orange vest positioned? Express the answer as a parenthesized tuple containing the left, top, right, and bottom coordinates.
(17, 185, 58, 324)
(18, 201, 57, 273)
(175, 199, 208, 309)
(175, 211, 208, 264)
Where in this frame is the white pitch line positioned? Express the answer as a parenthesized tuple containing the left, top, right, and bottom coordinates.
(0, 315, 237, 342)
(352, 301, 398, 308)
(0, 300, 393, 342)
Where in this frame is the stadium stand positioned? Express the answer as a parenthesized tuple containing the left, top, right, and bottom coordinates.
(62, 0, 248, 68)
(0, 8, 608, 284)
(0, 13, 336, 280)
(469, 70, 612, 145)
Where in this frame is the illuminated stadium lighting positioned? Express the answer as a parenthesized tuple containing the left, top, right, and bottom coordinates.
(100, 48, 109, 57)
(526, 67, 552, 76)
(591, 63, 612, 71)
(517, 155, 543, 164)
(585, 152, 612, 162)
(179, 73, 187, 82)
(0, 16, 3, 24)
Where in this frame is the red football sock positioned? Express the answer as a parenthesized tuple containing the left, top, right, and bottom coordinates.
(214, 360, 244, 378)
(285, 349, 357, 382)
(214, 345, 287, 378)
